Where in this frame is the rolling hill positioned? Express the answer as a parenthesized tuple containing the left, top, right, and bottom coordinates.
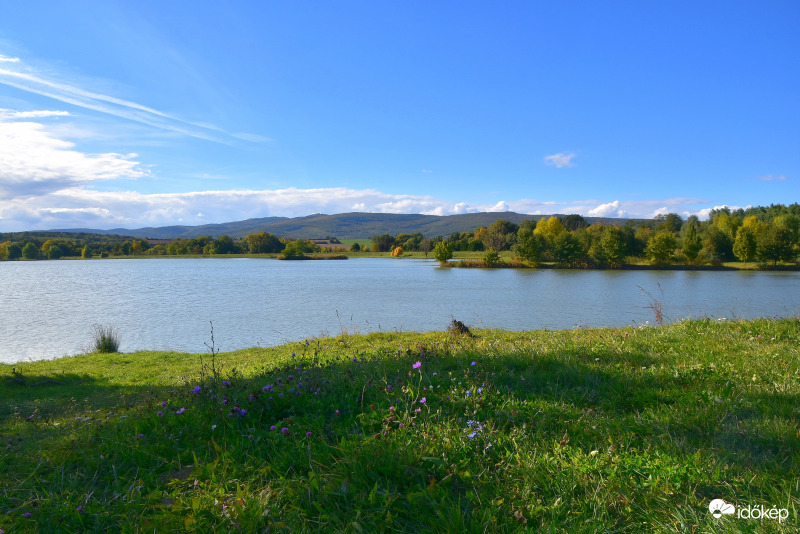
(50, 212, 637, 240)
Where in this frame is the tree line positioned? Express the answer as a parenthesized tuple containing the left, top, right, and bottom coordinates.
(369, 204, 800, 268)
(1, 204, 798, 267)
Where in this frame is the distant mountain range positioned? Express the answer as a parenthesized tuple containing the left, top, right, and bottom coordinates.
(51, 212, 638, 240)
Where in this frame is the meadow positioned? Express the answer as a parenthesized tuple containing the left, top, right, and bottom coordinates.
(1, 318, 799, 532)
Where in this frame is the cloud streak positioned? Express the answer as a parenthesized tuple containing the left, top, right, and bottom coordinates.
(0, 59, 266, 144)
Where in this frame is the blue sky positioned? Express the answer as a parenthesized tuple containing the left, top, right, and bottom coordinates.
(0, 1, 797, 231)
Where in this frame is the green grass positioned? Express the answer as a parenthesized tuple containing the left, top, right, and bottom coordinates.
(2, 318, 800, 532)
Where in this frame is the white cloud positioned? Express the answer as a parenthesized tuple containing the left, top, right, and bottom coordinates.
(0, 185, 723, 232)
(0, 55, 20, 62)
(588, 200, 627, 218)
(0, 119, 146, 198)
(544, 152, 576, 168)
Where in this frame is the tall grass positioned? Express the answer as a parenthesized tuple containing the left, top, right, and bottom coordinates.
(91, 324, 120, 353)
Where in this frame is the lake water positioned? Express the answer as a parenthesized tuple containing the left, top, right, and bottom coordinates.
(1, 258, 798, 363)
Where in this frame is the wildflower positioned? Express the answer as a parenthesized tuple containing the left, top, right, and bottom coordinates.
(270, 425, 277, 431)
(137, 433, 145, 439)
(471, 361, 476, 366)
(468, 432, 477, 440)
(413, 361, 422, 369)
(157, 411, 163, 417)
(76, 505, 83, 513)
(23, 512, 32, 518)
(466, 390, 472, 397)
(239, 409, 247, 417)
(420, 397, 426, 404)
(335, 409, 340, 416)
(477, 387, 483, 394)
(212, 425, 217, 430)
(292, 352, 296, 356)
(414, 408, 421, 413)
(161, 401, 168, 407)
(248, 394, 255, 402)
(192, 385, 201, 394)
(222, 380, 231, 387)
(306, 431, 312, 437)
(176, 408, 185, 415)
(281, 427, 289, 435)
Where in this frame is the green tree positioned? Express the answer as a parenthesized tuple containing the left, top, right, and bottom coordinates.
(7, 243, 22, 260)
(483, 250, 501, 267)
(645, 232, 677, 264)
(22, 242, 39, 260)
(681, 223, 702, 264)
(350, 242, 361, 252)
(600, 226, 627, 267)
(654, 213, 683, 234)
(281, 239, 320, 258)
(514, 227, 541, 265)
(552, 232, 586, 267)
(560, 214, 589, 231)
(733, 226, 757, 264)
(246, 232, 284, 254)
(756, 226, 795, 266)
(433, 241, 453, 263)
(371, 234, 395, 253)
(81, 245, 91, 259)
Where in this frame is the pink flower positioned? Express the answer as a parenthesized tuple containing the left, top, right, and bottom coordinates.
(413, 361, 422, 369)
(420, 397, 426, 404)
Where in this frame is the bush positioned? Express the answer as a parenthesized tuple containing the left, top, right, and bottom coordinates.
(92, 325, 120, 353)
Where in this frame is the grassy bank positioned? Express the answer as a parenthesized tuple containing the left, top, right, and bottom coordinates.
(2, 318, 799, 532)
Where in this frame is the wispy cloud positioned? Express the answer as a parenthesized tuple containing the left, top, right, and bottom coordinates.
(0, 59, 265, 144)
(544, 152, 576, 168)
(0, 109, 70, 119)
(0, 55, 20, 62)
(758, 175, 788, 181)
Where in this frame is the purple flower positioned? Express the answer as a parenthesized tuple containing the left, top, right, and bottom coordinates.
(222, 380, 231, 387)
(263, 385, 272, 392)
(176, 407, 185, 415)
(239, 409, 247, 417)
(269, 425, 277, 431)
(192, 385, 201, 394)
(468, 432, 477, 440)
(420, 397, 426, 404)
(335, 409, 340, 416)
(471, 361, 476, 366)
(281, 427, 289, 435)
(414, 408, 421, 413)
(157, 411, 163, 417)
(161, 401, 167, 407)
(23, 512, 32, 518)
(466, 390, 472, 397)
(306, 431, 312, 437)
(137, 433, 145, 439)
(76, 505, 83, 513)
(413, 361, 422, 369)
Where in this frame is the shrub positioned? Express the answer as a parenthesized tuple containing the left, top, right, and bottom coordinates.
(92, 325, 120, 353)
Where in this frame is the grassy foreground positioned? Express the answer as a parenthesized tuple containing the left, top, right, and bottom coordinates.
(2, 319, 799, 533)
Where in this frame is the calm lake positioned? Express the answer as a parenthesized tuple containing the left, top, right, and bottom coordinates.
(2, 258, 798, 363)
